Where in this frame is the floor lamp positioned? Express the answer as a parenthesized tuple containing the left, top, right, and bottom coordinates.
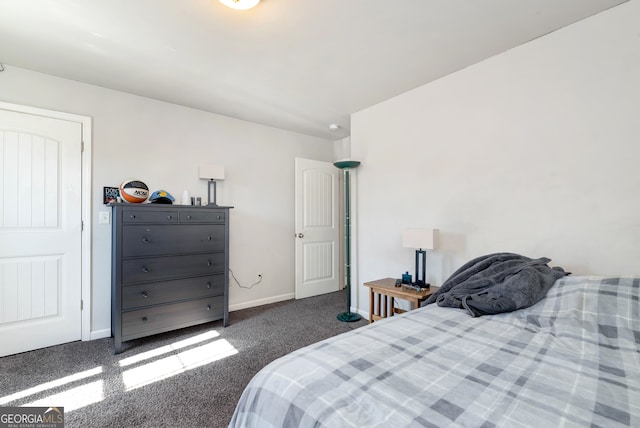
(334, 160, 361, 322)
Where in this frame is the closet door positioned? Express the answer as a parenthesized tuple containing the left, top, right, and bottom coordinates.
(0, 107, 83, 357)
(294, 158, 340, 299)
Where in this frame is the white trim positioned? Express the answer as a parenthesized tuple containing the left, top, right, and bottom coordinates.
(0, 101, 92, 342)
(352, 307, 369, 321)
(229, 292, 295, 312)
(80, 118, 92, 342)
(90, 328, 111, 340)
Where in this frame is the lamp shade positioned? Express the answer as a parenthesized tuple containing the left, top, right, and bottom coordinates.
(199, 164, 225, 181)
(402, 228, 437, 250)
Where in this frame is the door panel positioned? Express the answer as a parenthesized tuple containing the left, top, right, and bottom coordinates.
(303, 242, 335, 283)
(295, 158, 339, 299)
(0, 108, 82, 357)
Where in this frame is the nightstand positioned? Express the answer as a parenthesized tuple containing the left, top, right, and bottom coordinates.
(363, 278, 439, 323)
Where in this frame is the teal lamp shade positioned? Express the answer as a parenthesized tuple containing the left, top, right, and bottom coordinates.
(334, 160, 361, 169)
(334, 160, 361, 322)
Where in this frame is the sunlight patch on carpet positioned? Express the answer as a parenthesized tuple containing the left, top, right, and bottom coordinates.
(122, 338, 238, 391)
(0, 366, 103, 405)
(118, 330, 221, 368)
(23, 380, 104, 412)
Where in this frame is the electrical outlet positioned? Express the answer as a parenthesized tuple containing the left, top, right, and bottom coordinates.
(99, 211, 110, 224)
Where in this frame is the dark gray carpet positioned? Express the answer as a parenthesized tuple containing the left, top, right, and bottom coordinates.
(0, 290, 367, 428)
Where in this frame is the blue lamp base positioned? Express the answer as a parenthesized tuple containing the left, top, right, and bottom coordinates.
(337, 312, 362, 322)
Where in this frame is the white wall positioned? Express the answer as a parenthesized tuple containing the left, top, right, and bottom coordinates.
(351, 1, 640, 313)
(0, 66, 333, 336)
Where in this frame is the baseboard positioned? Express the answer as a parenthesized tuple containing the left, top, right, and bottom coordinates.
(84, 299, 364, 341)
(89, 293, 313, 339)
(230, 292, 295, 312)
(353, 307, 369, 321)
(89, 328, 111, 340)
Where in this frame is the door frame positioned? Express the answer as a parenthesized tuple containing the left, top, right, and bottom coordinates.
(0, 101, 92, 341)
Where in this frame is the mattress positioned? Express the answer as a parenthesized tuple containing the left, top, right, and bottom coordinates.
(229, 276, 639, 427)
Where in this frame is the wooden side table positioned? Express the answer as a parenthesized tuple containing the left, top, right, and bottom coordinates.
(363, 278, 439, 323)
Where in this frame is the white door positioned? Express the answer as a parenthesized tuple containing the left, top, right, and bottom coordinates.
(294, 158, 340, 299)
(0, 108, 83, 357)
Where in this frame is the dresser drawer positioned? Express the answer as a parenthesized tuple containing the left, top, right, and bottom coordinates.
(122, 224, 225, 257)
(121, 275, 225, 310)
(123, 209, 178, 224)
(121, 296, 224, 340)
(121, 253, 225, 284)
(180, 210, 225, 223)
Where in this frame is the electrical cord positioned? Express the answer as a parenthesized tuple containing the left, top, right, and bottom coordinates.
(229, 268, 262, 289)
(229, 271, 365, 329)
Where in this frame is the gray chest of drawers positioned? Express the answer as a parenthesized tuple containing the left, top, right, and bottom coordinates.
(111, 203, 232, 353)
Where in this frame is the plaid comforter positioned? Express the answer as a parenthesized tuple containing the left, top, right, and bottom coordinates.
(229, 276, 640, 427)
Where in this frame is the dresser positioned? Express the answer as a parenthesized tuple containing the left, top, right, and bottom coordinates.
(111, 203, 232, 353)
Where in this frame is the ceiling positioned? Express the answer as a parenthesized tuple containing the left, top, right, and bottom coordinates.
(0, 0, 627, 139)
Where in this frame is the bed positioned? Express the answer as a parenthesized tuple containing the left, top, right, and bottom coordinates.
(229, 276, 639, 427)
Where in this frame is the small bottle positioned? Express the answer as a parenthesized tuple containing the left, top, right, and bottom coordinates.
(402, 271, 412, 284)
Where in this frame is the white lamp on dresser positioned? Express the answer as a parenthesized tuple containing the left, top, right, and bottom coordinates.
(199, 164, 225, 206)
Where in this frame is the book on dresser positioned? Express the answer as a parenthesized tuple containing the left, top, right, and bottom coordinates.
(110, 203, 233, 353)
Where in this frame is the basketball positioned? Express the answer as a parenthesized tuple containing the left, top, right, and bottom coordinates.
(119, 179, 149, 203)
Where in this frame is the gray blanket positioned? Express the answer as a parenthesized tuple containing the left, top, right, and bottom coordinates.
(423, 252, 568, 316)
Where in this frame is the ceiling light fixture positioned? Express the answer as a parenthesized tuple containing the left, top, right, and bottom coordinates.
(219, 0, 260, 10)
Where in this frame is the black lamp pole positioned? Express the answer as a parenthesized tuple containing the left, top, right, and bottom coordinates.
(334, 160, 361, 322)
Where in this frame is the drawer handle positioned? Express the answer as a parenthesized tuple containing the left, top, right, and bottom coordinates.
(167, 215, 173, 220)
(142, 237, 149, 243)
(216, 215, 221, 220)
(206, 282, 212, 289)
(207, 260, 212, 267)
(207, 236, 212, 241)
(206, 305, 211, 311)
(130, 214, 136, 219)
(142, 267, 149, 273)
(187, 215, 192, 220)
(141, 291, 148, 298)
(142, 316, 148, 322)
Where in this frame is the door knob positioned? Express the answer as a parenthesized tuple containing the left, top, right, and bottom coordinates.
(297, 233, 304, 238)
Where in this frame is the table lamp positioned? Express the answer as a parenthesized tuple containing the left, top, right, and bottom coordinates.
(402, 228, 437, 287)
(199, 164, 225, 206)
